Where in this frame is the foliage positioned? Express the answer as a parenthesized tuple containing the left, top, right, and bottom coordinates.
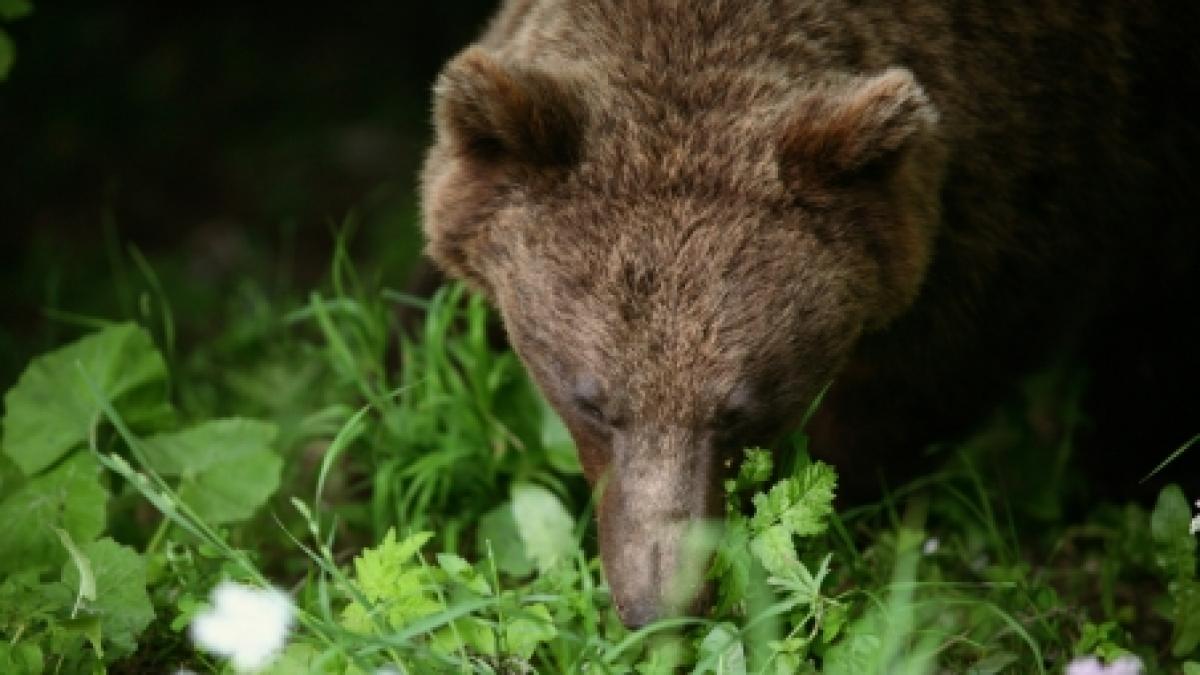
(0, 0, 32, 80)
(0, 249, 1197, 673)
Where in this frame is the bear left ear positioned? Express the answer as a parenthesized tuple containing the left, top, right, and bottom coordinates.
(778, 68, 938, 188)
(434, 47, 587, 167)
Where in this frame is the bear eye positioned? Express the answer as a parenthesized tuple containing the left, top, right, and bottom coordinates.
(572, 376, 613, 427)
(714, 385, 756, 432)
(574, 394, 609, 426)
(713, 407, 748, 432)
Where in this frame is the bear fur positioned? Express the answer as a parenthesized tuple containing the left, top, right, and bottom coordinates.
(421, 0, 1200, 627)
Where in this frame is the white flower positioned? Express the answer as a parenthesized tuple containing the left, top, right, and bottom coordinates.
(922, 537, 940, 556)
(190, 581, 295, 672)
(1191, 500, 1200, 536)
(1065, 655, 1143, 675)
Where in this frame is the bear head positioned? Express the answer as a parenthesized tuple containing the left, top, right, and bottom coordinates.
(421, 46, 943, 627)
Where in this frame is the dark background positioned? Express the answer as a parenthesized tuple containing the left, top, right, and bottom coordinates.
(0, 2, 499, 385)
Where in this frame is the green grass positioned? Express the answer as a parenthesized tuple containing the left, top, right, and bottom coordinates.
(0, 238, 1197, 674)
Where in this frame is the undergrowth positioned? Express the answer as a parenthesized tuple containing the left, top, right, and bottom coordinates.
(0, 239, 1197, 674)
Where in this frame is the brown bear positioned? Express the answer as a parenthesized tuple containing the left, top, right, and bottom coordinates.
(420, 0, 1200, 627)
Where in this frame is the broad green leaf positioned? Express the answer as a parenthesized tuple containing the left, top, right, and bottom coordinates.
(538, 396, 580, 474)
(142, 418, 281, 524)
(61, 538, 153, 659)
(750, 525, 800, 580)
(511, 482, 576, 573)
(1183, 662, 1200, 675)
(636, 637, 689, 675)
(0, 452, 107, 574)
(505, 603, 556, 660)
(477, 502, 535, 578)
(821, 628, 883, 675)
(2, 323, 170, 476)
(1151, 484, 1197, 580)
(696, 622, 747, 675)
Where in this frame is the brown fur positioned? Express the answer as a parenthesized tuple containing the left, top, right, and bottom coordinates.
(421, 0, 1200, 626)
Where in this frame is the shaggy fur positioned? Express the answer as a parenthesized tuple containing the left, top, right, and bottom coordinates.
(421, 0, 1200, 627)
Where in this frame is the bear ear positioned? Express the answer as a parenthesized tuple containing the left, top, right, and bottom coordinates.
(778, 68, 937, 189)
(434, 47, 586, 166)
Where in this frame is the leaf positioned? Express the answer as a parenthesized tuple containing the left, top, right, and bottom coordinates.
(343, 530, 442, 633)
(352, 530, 434, 600)
(1172, 580, 1200, 658)
(141, 418, 281, 524)
(504, 603, 556, 659)
(477, 502, 535, 578)
(60, 538, 154, 659)
(821, 628, 883, 675)
(709, 517, 752, 615)
(750, 525, 801, 580)
(1151, 484, 1197, 580)
(750, 462, 837, 538)
(735, 448, 774, 492)
(511, 482, 576, 573)
(0, 642, 44, 675)
(0, 0, 33, 21)
(0, 29, 12, 81)
(0, 570, 73, 636)
(55, 527, 97, 612)
(430, 615, 497, 657)
(259, 643, 324, 674)
(2, 323, 170, 476)
(636, 637, 689, 675)
(538, 396, 580, 474)
(437, 553, 492, 596)
(696, 622, 747, 675)
(0, 453, 107, 574)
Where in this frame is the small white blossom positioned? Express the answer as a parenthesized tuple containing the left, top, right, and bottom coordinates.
(1065, 655, 1143, 675)
(190, 581, 294, 672)
(1191, 500, 1200, 536)
(922, 537, 940, 556)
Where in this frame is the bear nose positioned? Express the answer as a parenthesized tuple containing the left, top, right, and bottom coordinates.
(614, 595, 660, 629)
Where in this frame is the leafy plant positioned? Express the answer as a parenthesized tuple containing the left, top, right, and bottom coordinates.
(0, 0, 32, 80)
(0, 254, 1197, 673)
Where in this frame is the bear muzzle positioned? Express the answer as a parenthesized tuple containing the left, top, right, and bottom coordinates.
(596, 428, 723, 627)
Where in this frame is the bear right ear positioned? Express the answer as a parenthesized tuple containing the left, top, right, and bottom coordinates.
(434, 47, 586, 167)
(778, 68, 938, 191)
